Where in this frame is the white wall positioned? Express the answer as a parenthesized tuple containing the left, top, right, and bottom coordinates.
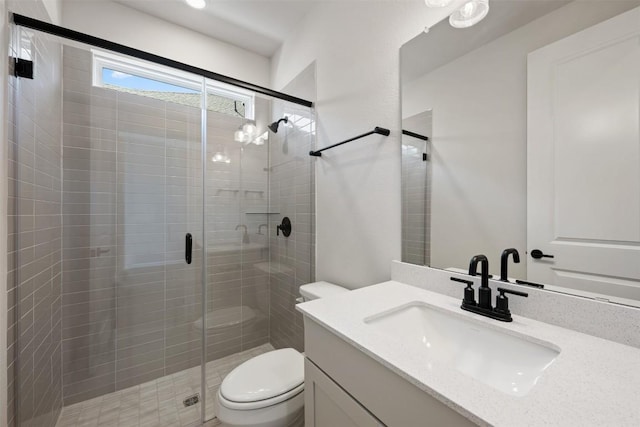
(43, 0, 61, 24)
(271, 2, 465, 289)
(402, 0, 638, 277)
(271, 0, 639, 288)
(62, 0, 270, 87)
(403, 24, 529, 277)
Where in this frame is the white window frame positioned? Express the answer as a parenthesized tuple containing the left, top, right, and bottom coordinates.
(286, 113, 316, 134)
(92, 49, 255, 119)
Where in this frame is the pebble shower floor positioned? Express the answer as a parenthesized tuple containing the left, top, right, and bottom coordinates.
(55, 344, 274, 427)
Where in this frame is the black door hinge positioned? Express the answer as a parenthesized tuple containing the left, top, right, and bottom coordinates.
(13, 58, 34, 79)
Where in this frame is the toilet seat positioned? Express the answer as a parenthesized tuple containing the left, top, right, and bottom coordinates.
(219, 348, 304, 411)
(218, 383, 304, 410)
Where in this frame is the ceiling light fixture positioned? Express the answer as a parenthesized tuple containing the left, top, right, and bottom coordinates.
(234, 129, 247, 143)
(425, 0, 454, 7)
(212, 152, 231, 164)
(234, 122, 258, 143)
(185, 0, 206, 10)
(449, 0, 490, 28)
(253, 132, 268, 146)
(242, 123, 258, 137)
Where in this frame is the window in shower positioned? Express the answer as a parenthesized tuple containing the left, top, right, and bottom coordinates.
(285, 113, 316, 134)
(92, 50, 255, 118)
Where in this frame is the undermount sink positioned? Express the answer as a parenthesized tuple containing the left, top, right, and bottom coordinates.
(364, 302, 560, 397)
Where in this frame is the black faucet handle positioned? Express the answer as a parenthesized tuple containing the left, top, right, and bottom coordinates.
(451, 277, 476, 307)
(494, 287, 528, 321)
(497, 287, 528, 298)
(450, 276, 473, 285)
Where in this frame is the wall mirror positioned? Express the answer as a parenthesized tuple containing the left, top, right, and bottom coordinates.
(401, 0, 640, 308)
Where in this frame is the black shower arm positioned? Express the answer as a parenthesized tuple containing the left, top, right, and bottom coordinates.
(309, 127, 391, 157)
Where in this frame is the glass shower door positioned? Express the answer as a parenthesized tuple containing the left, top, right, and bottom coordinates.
(61, 42, 207, 424)
(112, 81, 205, 424)
(9, 26, 208, 426)
(62, 42, 207, 424)
(202, 81, 281, 420)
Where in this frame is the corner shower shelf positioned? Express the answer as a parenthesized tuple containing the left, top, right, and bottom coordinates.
(253, 262, 294, 275)
(245, 211, 280, 215)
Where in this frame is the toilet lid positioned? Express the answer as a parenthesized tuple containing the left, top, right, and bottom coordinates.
(220, 348, 304, 404)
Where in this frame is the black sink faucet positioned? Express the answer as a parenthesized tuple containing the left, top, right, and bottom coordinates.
(468, 255, 491, 309)
(451, 254, 529, 322)
(500, 248, 520, 282)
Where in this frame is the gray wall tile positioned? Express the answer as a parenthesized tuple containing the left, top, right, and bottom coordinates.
(268, 102, 316, 352)
(6, 2, 64, 425)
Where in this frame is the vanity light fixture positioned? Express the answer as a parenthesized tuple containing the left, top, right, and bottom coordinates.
(234, 129, 248, 143)
(449, 0, 490, 28)
(185, 0, 206, 9)
(253, 131, 268, 146)
(424, 0, 454, 7)
(242, 123, 258, 137)
(212, 151, 231, 164)
(234, 123, 255, 143)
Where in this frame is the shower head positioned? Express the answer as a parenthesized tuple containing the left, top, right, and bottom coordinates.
(268, 117, 289, 133)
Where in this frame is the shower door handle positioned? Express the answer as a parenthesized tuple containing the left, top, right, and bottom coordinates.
(185, 233, 192, 265)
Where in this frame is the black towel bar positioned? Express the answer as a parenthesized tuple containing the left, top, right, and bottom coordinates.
(309, 127, 390, 157)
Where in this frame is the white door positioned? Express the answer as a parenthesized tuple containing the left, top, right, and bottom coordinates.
(527, 6, 640, 304)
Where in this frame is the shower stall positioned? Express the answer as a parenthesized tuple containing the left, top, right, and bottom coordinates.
(6, 12, 315, 427)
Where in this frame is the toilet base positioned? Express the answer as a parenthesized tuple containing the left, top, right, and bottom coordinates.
(215, 389, 304, 427)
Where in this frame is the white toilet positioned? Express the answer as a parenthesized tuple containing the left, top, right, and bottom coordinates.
(215, 281, 349, 427)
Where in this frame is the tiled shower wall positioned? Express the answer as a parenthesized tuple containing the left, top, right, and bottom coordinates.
(60, 46, 271, 405)
(401, 110, 432, 266)
(268, 102, 316, 352)
(7, 29, 313, 416)
(6, 2, 63, 426)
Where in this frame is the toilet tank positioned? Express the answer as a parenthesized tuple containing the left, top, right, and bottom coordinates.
(299, 281, 348, 301)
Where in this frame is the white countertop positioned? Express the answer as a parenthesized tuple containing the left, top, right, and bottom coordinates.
(296, 281, 640, 426)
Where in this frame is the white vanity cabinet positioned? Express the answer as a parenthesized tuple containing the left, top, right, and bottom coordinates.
(305, 359, 384, 427)
(299, 281, 640, 426)
(303, 318, 476, 427)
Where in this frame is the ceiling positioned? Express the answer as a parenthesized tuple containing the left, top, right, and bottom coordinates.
(113, 0, 317, 57)
(401, 0, 570, 83)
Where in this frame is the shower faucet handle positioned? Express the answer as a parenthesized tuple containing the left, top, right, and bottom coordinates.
(277, 217, 292, 237)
